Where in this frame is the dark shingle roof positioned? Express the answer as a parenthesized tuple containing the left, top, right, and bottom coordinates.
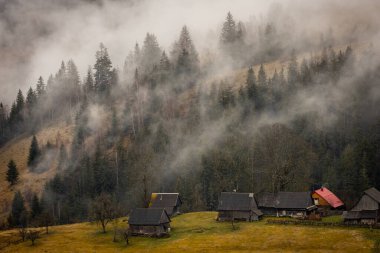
(150, 193, 182, 208)
(217, 192, 259, 211)
(128, 208, 170, 226)
(364, 187, 380, 203)
(257, 192, 314, 209)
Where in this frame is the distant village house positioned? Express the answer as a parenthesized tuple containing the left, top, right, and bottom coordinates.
(217, 192, 263, 222)
(344, 187, 380, 225)
(257, 191, 317, 218)
(149, 193, 182, 217)
(128, 208, 171, 237)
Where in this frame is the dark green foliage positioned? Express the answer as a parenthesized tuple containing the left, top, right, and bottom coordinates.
(36, 76, 46, 98)
(287, 49, 299, 86)
(173, 26, 199, 75)
(94, 43, 113, 96)
(141, 33, 161, 72)
(8, 191, 27, 227)
(28, 135, 41, 168)
(6, 159, 19, 186)
(31, 194, 42, 219)
(153, 124, 169, 153)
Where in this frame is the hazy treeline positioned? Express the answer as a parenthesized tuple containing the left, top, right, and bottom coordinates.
(2, 6, 380, 228)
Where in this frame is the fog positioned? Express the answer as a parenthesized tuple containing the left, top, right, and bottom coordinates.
(2, 0, 380, 105)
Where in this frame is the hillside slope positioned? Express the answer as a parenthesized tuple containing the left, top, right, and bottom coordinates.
(0, 212, 378, 253)
(0, 124, 74, 221)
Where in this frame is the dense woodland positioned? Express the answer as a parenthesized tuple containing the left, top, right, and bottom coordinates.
(1, 11, 380, 228)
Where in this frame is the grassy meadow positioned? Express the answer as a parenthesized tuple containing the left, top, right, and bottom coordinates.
(0, 212, 379, 253)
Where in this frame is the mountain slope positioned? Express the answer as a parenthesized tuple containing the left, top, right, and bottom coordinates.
(0, 124, 74, 221)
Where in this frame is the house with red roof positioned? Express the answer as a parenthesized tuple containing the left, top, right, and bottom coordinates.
(312, 187, 344, 216)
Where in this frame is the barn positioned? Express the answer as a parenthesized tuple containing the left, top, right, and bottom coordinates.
(128, 208, 171, 237)
(149, 193, 182, 217)
(257, 191, 317, 218)
(344, 187, 380, 225)
(312, 187, 344, 216)
(217, 192, 263, 222)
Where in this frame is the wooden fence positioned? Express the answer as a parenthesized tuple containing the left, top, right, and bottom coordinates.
(266, 219, 380, 229)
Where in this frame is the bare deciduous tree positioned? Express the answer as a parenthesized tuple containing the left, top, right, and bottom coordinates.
(27, 230, 40, 246)
(92, 193, 116, 233)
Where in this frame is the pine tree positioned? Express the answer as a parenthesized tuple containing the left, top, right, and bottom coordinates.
(159, 51, 171, 71)
(257, 64, 267, 87)
(26, 87, 36, 106)
(16, 89, 25, 113)
(8, 191, 26, 227)
(220, 12, 237, 45)
(246, 67, 257, 100)
(66, 60, 81, 105)
(94, 43, 113, 96)
(26, 87, 37, 112)
(6, 159, 19, 186)
(172, 26, 199, 75)
(36, 76, 46, 98)
(0, 103, 7, 138)
(57, 144, 68, 171)
(287, 49, 298, 86)
(140, 33, 161, 72)
(84, 66, 94, 95)
(28, 135, 41, 167)
(31, 194, 41, 219)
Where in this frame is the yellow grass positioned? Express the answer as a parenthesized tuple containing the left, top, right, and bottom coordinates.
(0, 212, 378, 253)
(0, 124, 74, 220)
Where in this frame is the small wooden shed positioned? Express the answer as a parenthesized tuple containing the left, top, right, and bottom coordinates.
(344, 187, 380, 225)
(128, 208, 171, 237)
(217, 192, 263, 222)
(257, 191, 317, 218)
(149, 193, 182, 217)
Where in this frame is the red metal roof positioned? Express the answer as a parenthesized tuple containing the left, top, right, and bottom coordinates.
(314, 187, 344, 208)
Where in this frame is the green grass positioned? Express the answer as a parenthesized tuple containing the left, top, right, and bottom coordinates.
(322, 215, 344, 223)
(0, 212, 379, 253)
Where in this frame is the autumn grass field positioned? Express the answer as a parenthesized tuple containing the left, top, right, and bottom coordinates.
(0, 212, 379, 253)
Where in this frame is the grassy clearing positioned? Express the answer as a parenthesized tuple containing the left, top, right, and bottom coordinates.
(0, 212, 378, 253)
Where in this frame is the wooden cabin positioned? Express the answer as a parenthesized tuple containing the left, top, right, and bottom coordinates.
(257, 191, 317, 218)
(344, 187, 380, 225)
(312, 187, 344, 216)
(217, 192, 263, 222)
(149, 193, 182, 217)
(128, 208, 171, 237)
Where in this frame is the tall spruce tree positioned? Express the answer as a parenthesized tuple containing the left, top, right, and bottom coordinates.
(8, 191, 26, 227)
(172, 26, 199, 75)
(220, 12, 237, 45)
(140, 33, 161, 72)
(36, 76, 46, 98)
(6, 159, 19, 186)
(84, 66, 94, 96)
(94, 43, 113, 96)
(28, 135, 41, 167)
(287, 49, 299, 86)
(257, 64, 267, 87)
(31, 194, 42, 219)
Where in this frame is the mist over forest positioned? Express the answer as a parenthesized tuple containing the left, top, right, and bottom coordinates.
(1, 0, 380, 227)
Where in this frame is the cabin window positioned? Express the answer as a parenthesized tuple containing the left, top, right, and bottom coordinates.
(314, 198, 319, 205)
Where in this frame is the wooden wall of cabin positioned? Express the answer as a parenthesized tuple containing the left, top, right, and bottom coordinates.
(311, 193, 329, 206)
(352, 195, 379, 211)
